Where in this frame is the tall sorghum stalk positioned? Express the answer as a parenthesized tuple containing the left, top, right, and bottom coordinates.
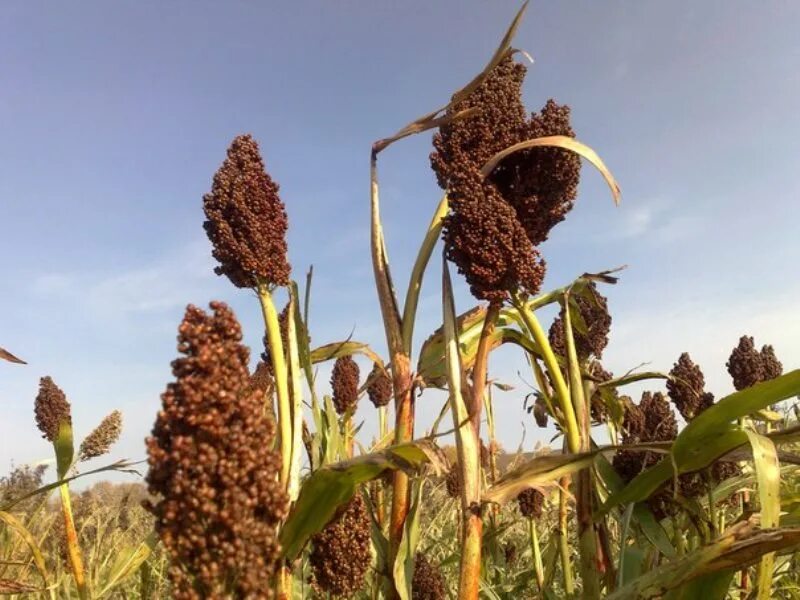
(34, 377, 88, 599)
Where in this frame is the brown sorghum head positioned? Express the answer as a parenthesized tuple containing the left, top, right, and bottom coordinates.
(548, 283, 611, 361)
(309, 493, 372, 597)
(445, 469, 461, 499)
(431, 58, 581, 247)
(503, 542, 518, 567)
(666, 353, 712, 421)
(533, 393, 549, 428)
(203, 134, 290, 289)
(331, 355, 360, 415)
(145, 302, 288, 599)
(619, 396, 645, 444)
(516, 487, 544, 519)
(640, 392, 678, 442)
(261, 303, 290, 367)
(431, 57, 528, 189)
(442, 165, 546, 302)
(760, 345, 783, 381)
(34, 377, 72, 442)
(726, 336, 764, 391)
(587, 361, 614, 423)
(412, 553, 447, 600)
(493, 100, 582, 246)
(78, 410, 122, 461)
(366, 363, 392, 409)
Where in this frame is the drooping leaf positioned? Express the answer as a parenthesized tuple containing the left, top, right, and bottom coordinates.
(0, 511, 49, 587)
(280, 439, 446, 560)
(606, 521, 800, 599)
(0, 347, 25, 364)
(309, 341, 383, 366)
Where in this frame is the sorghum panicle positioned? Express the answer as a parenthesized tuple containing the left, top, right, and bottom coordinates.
(145, 302, 288, 599)
(412, 553, 447, 600)
(34, 376, 72, 442)
(666, 353, 713, 421)
(78, 410, 122, 461)
(516, 487, 544, 519)
(331, 355, 360, 415)
(366, 363, 392, 408)
(760, 344, 783, 381)
(726, 336, 765, 391)
(548, 283, 611, 361)
(445, 469, 461, 499)
(203, 134, 290, 289)
(309, 493, 372, 597)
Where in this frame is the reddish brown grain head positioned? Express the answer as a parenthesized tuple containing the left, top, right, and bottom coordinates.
(548, 283, 611, 361)
(516, 487, 544, 519)
(34, 376, 72, 442)
(412, 553, 447, 600)
(331, 355, 360, 415)
(366, 363, 392, 409)
(309, 493, 371, 597)
(726, 336, 764, 391)
(203, 134, 291, 289)
(79, 410, 122, 461)
(145, 301, 287, 599)
(666, 353, 714, 421)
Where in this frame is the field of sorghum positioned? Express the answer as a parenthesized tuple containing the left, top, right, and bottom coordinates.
(3, 4, 800, 599)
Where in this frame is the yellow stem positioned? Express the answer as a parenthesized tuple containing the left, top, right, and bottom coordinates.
(59, 483, 88, 600)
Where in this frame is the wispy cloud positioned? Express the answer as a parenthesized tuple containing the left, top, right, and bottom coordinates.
(603, 198, 702, 244)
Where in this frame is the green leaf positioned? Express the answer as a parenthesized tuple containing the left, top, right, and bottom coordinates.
(309, 341, 383, 366)
(600, 371, 800, 515)
(663, 570, 736, 600)
(54, 421, 75, 479)
(606, 521, 800, 599)
(97, 532, 158, 598)
(483, 451, 597, 506)
(280, 440, 445, 560)
(744, 429, 780, 600)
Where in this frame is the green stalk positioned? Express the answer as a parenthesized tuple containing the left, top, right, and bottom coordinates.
(529, 517, 545, 591)
(285, 287, 305, 503)
(256, 283, 292, 490)
(558, 476, 575, 595)
(563, 299, 600, 598)
(512, 293, 580, 454)
(401, 193, 448, 355)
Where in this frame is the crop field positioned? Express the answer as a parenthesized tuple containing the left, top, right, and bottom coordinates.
(2, 3, 800, 599)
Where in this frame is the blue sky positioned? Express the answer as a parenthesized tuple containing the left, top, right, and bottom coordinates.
(2, 2, 799, 479)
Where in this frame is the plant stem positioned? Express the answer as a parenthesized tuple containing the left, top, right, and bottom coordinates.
(558, 476, 575, 595)
(58, 483, 88, 600)
(512, 294, 580, 454)
(529, 517, 545, 592)
(257, 284, 292, 489)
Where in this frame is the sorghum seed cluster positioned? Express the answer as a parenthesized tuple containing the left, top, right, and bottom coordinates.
(34, 376, 72, 442)
(331, 355, 360, 415)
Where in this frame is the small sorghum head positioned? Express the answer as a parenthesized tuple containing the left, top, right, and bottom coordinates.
(309, 493, 372, 597)
(548, 283, 611, 361)
(78, 410, 122, 461)
(640, 392, 678, 442)
(331, 355, 360, 415)
(727, 336, 764, 391)
(145, 302, 288, 599)
(445, 469, 461, 499)
(503, 542, 518, 567)
(203, 134, 291, 289)
(760, 344, 783, 381)
(366, 363, 392, 408)
(619, 396, 645, 444)
(34, 377, 72, 442)
(587, 361, 614, 423)
(532, 393, 549, 428)
(412, 553, 447, 600)
(666, 353, 710, 421)
(516, 487, 544, 519)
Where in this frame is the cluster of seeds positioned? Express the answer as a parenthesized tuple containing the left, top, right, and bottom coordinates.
(34, 376, 72, 442)
(548, 283, 611, 361)
(366, 363, 392, 408)
(431, 57, 581, 302)
(445, 469, 461, 499)
(726, 335, 784, 391)
(309, 494, 372, 597)
(331, 355, 360, 415)
(412, 553, 447, 600)
(587, 360, 614, 423)
(666, 353, 714, 421)
(516, 487, 544, 519)
(145, 302, 288, 599)
(78, 410, 122, 461)
(203, 134, 291, 289)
